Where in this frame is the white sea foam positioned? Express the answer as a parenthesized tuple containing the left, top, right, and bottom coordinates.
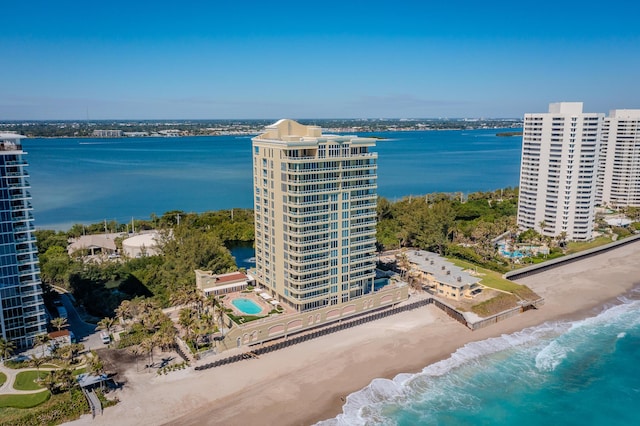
(536, 299, 640, 372)
(617, 332, 627, 339)
(318, 298, 640, 426)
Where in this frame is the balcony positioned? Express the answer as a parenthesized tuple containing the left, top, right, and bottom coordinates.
(288, 281, 332, 293)
(350, 228, 376, 237)
(285, 227, 329, 237)
(288, 262, 330, 274)
(9, 191, 31, 201)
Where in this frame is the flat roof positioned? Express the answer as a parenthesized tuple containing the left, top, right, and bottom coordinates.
(405, 250, 480, 288)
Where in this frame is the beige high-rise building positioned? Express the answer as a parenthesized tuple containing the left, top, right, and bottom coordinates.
(596, 109, 640, 208)
(252, 120, 378, 312)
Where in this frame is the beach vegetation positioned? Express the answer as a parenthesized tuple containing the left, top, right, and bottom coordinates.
(36, 209, 253, 315)
(611, 226, 632, 239)
(0, 388, 89, 426)
(0, 338, 16, 361)
(565, 236, 613, 255)
(471, 293, 519, 317)
(0, 372, 6, 386)
(376, 188, 518, 271)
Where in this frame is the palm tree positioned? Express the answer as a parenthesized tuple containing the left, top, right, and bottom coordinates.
(0, 337, 16, 361)
(88, 352, 105, 376)
(56, 368, 75, 398)
(128, 345, 142, 372)
(139, 338, 156, 369)
(538, 220, 547, 233)
(97, 317, 116, 336)
(115, 300, 134, 326)
(30, 354, 46, 381)
(51, 317, 68, 332)
(34, 334, 51, 358)
(43, 370, 59, 393)
(396, 250, 410, 279)
(178, 308, 196, 350)
(155, 328, 177, 352)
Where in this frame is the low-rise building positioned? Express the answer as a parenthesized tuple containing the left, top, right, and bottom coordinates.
(67, 233, 122, 256)
(92, 129, 123, 138)
(195, 270, 255, 296)
(401, 250, 481, 301)
(122, 232, 159, 258)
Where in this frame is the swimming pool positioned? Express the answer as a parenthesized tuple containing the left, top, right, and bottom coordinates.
(231, 298, 263, 315)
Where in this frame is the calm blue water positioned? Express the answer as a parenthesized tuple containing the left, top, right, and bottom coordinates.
(320, 292, 640, 425)
(231, 298, 262, 315)
(22, 129, 521, 229)
(230, 242, 256, 270)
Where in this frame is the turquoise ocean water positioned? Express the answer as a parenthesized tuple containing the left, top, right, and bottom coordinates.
(319, 292, 640, 425)
(23, 128, 521, 229)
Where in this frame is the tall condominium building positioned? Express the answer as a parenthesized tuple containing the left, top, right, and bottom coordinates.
(596, 109, 640, 208)
(0, 133, 47, 348)
(517, 103, 603, 241)
(252, 120, 378, 312)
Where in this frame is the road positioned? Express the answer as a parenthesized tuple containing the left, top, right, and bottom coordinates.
(59, 294, 104, 351)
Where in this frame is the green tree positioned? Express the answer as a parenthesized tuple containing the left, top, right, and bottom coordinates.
(51, 317, 68, 331)
(40, 245, 73, 286)
(0, 337, 16, 361)
(97, 317, 116, 335)
(34, 334, 51, 358)
(30, 354, 46, 380)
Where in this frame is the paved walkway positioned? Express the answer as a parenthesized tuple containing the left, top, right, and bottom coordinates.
(0, 363, 67, 395)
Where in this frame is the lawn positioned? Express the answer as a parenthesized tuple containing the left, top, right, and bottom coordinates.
(447, 258, 526, 292)
(565, 236, 613, 254)
(0, 391, 51, 409)
(448, 257, 540, 305)
(0, 372, 6, 386)
(13, 371, 49, 391)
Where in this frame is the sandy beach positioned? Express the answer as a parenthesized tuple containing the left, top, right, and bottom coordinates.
(66, 241, 640, 426)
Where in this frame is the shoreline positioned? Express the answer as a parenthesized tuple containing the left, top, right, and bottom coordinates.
(66, 241, 640, 426)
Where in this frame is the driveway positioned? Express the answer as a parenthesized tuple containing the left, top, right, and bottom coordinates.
(59, 294, 105, 351)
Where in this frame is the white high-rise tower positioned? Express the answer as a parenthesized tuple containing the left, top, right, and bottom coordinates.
(517, 103, 603, 241)
(596, 109, 640, 208)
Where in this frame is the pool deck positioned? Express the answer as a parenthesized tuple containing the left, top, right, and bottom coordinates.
(224, 290, 292, 317)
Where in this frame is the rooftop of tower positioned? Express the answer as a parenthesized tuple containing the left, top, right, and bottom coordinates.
(253, 119, 374, 145)
(0, 133, 25, 151)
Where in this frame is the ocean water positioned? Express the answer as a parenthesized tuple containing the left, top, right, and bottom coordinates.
(22, 129, 521, 229)
(320, 292, 640, 426)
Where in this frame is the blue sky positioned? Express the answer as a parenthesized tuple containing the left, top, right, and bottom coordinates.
(2, 0, 639, 119)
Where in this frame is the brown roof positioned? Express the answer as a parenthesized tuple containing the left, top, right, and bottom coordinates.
(49, 330, 70, 339)
(215, 272, 248, 284)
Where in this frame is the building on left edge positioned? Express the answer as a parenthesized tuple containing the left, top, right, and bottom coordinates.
(0, 133, 47, 348)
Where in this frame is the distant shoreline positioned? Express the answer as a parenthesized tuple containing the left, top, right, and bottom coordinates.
(16, 126, 523, 140)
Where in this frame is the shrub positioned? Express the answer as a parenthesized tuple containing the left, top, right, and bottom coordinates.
(0, 389, 88, 426)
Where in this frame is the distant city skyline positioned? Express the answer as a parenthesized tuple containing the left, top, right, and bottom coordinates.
(2, 1, 639, 120)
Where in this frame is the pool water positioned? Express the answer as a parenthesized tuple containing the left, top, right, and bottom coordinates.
(231, 298, 263, 315)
